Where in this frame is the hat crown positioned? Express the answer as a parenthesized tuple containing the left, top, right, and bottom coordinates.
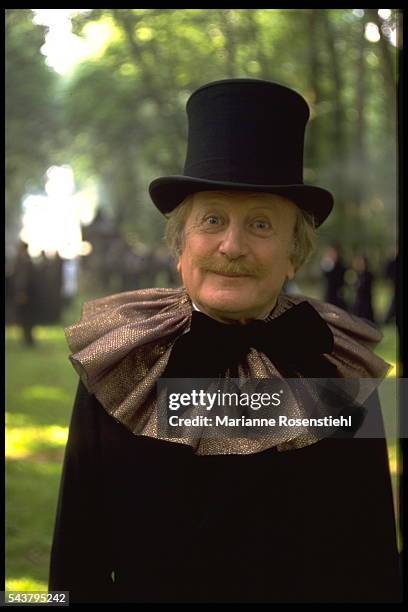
(148, 77, 334, 227)
(184, 78, 310, 185)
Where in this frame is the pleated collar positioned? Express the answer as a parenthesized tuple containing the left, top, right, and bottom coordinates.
(65, 286, 390, 455)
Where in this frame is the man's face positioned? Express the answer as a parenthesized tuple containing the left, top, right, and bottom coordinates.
(177, 191, 297, 323)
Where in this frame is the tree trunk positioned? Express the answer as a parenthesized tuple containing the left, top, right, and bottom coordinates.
(320, 9, 348, 226)
(109, 10, 186, 167)
(244, 10, 272, 79)
(218, 9, 238, 78)
(366, 8, 396, 119)
(305, 9, 321, 171)
(320, 10, 346, 168)
(353, 15, 368, 210)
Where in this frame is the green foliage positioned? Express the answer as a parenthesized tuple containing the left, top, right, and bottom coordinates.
(5, 9, 64, 235)
(6, 9, 398, 261)
(64, 9, 398, 254)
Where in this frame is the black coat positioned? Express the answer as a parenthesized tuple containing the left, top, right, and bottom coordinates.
(48, 380, 401, 603)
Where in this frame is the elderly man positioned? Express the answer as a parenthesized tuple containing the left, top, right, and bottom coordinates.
(49, 79, 401, 603)
(170, 191, 300, 321)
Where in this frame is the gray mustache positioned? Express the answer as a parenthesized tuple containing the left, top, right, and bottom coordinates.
(194, 255, 267, 276)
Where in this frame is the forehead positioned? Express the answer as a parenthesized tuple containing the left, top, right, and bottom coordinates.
(191, 190, 296, 212)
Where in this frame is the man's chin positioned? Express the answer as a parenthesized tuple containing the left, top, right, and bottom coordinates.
(195, 296, 260, 321)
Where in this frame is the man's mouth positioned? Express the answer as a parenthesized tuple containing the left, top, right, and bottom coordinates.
(211, 270, 252, 278)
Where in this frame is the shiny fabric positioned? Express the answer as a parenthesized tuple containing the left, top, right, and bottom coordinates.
(64, 287, 390, 455)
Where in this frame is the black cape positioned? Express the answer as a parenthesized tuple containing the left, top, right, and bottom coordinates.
(48, 378, 402, 603)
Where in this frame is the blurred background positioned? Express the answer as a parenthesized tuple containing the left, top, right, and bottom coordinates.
(5, 8, 401, 591)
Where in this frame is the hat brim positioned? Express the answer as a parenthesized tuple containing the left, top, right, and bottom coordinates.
(149, 176, 333, 227)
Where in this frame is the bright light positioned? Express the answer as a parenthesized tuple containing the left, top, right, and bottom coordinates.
(32, 9, 90, 74)
(365, 22, 381, 43)
(83, 20, 115, 57)
(72, 183, 98, 225)
(20, 165, 88, 259)
(352, 9, 365, 18)
(79, 241, 93, 256)
(378, 9, 392, 20)
(31, 9, 111, 75)
(45, 165, 75, 197)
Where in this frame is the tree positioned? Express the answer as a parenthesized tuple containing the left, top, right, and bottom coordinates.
(46, 9, 399, 267)
(5, 9, 63, 246)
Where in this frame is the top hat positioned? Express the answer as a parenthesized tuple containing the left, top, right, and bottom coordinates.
(149, 78, 333, 227)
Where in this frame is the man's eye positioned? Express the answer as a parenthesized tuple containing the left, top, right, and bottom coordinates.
(252, 220, 270, 230)
(204, 216, 221, 225)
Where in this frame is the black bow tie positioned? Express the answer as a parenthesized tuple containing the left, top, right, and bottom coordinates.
(163, 301, 334, 378)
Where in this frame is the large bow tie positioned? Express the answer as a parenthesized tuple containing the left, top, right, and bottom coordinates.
(163, 301, 335, 378)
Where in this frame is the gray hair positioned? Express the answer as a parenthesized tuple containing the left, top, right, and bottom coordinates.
(164, 194, 317, 272)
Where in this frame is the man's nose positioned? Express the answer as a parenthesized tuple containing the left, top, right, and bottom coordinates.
(218, 222, 249, 259)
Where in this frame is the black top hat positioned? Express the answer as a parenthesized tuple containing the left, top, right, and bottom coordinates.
(149, 78, 333, 227)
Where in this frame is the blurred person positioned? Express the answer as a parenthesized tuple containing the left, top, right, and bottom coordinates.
(5, 259, 15, 324)
(61, 258, 79, 309)
(320, 243, 347, 309)
(49, 79, 401, 603)
(352, 254, 375, 323)
(48, 252, 64, 323)
(13, 240, 38, 346)
(34, 250, 64, 324)
(34, 250, 53, 324)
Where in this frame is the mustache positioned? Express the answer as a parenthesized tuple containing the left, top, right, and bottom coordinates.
(192, 254, 268, 276)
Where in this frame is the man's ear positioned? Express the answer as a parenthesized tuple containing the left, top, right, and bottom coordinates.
(177, 259, 181, 274)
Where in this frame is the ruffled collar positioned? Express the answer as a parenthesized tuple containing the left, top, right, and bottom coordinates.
(65, 286, 390, 455)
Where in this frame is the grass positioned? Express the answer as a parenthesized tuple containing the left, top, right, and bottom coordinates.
(5, 290, 402, 591)
(6, 325, 78, 592)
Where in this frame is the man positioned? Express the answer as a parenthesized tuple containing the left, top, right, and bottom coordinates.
(13, 240, 38, 346)
(49, 79, 401, 602)
(320, 243, 348, 310)
(352, 254, 375, 323)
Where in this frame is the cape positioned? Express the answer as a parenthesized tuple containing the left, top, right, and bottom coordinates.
(64, 286, 390, 456)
